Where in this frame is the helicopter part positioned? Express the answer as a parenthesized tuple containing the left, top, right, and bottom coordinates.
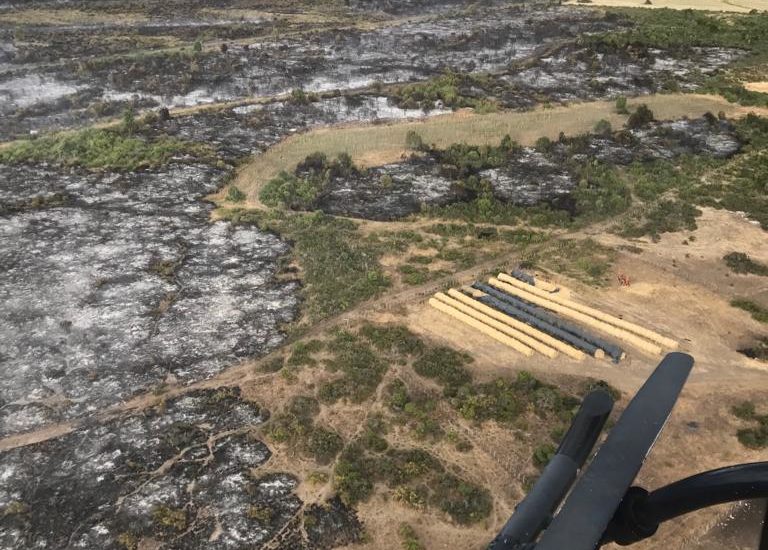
(534, 352, 694, 550)
(603, 462, 768, 546)
(489, 390, 614, 549)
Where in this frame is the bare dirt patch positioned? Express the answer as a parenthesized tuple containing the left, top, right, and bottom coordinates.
(743, 81, 768, 93)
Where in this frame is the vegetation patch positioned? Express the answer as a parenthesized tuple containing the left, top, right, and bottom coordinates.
(220, 209, 389, 321)
(151, 505, 188, 535)
(412, 347, 473, 396)
(618, 199, 701, 241)
(455, 371, 580, 426)
(260, 152, 358, 210)
(359, 323, 426, 359)
(724, 252, 768, 276)
(268, 395, 344, 464)
(333, 443, 491, 524)
(588, 9, 768, 107)
(318, 330, 388, 404)
(732, 400, 768, 449)
(398, 523, 425, 550)
(287, 339, 325, 367)
(389, 70, 500, 112)
(524, 238, 617, 287)
(731, 299, 768, 323)
(0, 127, 212, 171)
(385, 379, 444, 440)
(738, 337, 768, 362)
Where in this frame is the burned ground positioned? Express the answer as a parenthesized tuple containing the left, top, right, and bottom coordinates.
(284, 116, 742, 221)
(0, 89, 457, 437)
(0, 160, 299, 436)
(0, 387, 362, 549)
(0, 3, 744, 140)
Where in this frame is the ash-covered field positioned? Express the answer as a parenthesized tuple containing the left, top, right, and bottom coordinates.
(312, 117, 742, 221)
(0, 2, 741, 139)
(0, 387, 362, 549)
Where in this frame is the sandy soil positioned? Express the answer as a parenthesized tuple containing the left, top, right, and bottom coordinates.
(744, 81, 768, 93)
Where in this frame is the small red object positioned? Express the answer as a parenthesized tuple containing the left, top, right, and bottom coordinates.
(617, 272, 631, 287)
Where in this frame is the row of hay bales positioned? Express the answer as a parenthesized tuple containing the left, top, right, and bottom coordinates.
(429, 272, 678, 363)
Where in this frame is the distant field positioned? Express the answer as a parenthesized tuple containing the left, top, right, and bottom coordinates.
(564, 0, 767, 12)
(230, 94, 763, 203)
(0, 9, 148, 25)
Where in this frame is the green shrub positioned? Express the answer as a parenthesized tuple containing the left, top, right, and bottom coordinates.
(398, 264, 430, 285)
(733, 401, 756, 420)
(259, 152, 359, 210)
(398, 523, 425, 550)
(268, 395, 343, 464)
(306, 427, 344, 464)
(359, 324, 425, 357)
(334, 444, 491, 523)
(122, 108, 138, 135)
(226, 185, 246, 202)
(615, 96, 628, 114)
(455, 372, 579, 425)
(0, 128, 210, 171)
(436, 247, 476, 268)
(731, 299, 768, 323)
(260, 171, 318, 209)
(732, 400, 768, 449)
(405, 130, 425, 151)
(534, 136, 553, 153)
(389, 70, 502, 111)
(412, 347, 473, 395)
(288, 88, 317, 105)
(223, 211, 390, 320)
(433, 474, 493, 525)
(572, 163, 632, 222)
(319, 331, 388, 403)
(619, 200, 701, 240)
(586, 9, 768, 52)
(626, 104, 655, 129)
(724, 252, 768, 276)
(334, 443, 375, 505)
(288, 339, 324, 367)
(594, 119, 613, 136)
(740, 337, 768, 361)
(532, 444, 556, 470)
(435, 141, 510, 178)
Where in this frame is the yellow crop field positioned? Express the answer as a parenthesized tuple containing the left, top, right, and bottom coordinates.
(564, 0, 767, 13)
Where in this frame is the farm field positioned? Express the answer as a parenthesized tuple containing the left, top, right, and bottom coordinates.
(564, 0, 768, 12)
